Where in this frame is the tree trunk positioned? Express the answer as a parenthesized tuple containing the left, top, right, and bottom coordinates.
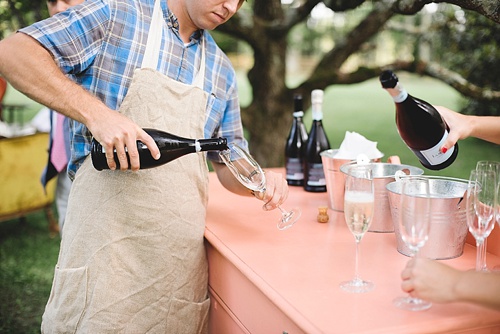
(239, 0, 292, 167)
(243, 36, 290, 167)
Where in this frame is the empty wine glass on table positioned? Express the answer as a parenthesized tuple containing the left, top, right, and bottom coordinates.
(476, 161, 500, 176)
(466, 169, 497, 272)
(474, 161, 499, 271)
(476, 161, 500, 225)
(393, 176, 432, 311)
(219, 143, 301, 230)
(340, 165, 375, 293)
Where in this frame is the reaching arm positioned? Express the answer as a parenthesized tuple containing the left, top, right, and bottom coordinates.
(0, 32, 159, 170)
(436, 106, 500, 150)
(401, 257, 500, 311)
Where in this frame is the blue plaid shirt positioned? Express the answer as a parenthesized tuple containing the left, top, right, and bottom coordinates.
(20, 0, 247, 179)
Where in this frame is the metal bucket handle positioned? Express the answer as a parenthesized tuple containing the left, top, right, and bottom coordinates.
(391, 174, 467, 209)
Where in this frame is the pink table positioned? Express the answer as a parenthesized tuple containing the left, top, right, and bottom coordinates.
(205, 169, 500, 334)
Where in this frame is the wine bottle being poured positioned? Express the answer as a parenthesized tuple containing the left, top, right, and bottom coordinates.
(91, 128, 228, 170)
(379, 70, 459, 170)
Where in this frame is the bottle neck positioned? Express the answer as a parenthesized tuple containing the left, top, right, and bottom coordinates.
(293, 111, 304, 118)
(311, 103, 323, 121)
(385, 82, 408, 103)
(197, 137, 228, 152)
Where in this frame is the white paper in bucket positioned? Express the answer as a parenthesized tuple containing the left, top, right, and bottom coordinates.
(335, 131, 384, 160)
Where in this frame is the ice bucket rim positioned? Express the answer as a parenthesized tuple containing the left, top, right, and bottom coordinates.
(339, 161, 424, 179)
(386, 175, 468, 198)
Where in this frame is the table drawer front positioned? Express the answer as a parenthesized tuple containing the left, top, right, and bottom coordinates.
(207, 242, 305, 334)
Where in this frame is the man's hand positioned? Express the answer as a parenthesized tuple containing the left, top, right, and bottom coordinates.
(87, 110, 160, 170)
(260, 170, 289, 211)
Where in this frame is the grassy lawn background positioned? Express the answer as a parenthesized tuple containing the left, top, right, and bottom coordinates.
(0, 214, 60, 334)
(1, 71, 498, 333)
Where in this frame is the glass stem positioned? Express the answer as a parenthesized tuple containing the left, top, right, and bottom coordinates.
(409, 248, 419, 299)
(480, 238, 488, 271)
(277, 205, 286, 215)
(476, 238, 486, 271)
(354, 239, 361, 281)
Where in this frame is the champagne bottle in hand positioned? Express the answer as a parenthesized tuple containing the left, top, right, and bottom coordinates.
(91, 128, 227, 170)
(380, 70, 458, 170)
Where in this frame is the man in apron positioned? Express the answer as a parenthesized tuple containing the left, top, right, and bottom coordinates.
(0, 0, 289, 332)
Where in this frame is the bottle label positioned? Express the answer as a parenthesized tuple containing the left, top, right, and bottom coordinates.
(286, 158, 304, 181)
(306, 163, 326, 186)
(418, 131, 455, 165)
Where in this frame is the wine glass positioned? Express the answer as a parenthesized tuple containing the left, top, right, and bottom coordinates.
(393, 176, 432, 311)
(340, 165, 375, 293)
(476, 161, 500, 176)
(219, 143, 301, 230)
(475, 161, 499, 270)
(475, 161, 500, 226)
(467, 169, 496, 272)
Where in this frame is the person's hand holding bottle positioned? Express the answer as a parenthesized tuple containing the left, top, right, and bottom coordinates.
(435, 106, 500, 152)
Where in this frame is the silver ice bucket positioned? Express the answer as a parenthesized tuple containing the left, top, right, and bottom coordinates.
(386, 176, 469, 260)
(340, 162, 424, 233)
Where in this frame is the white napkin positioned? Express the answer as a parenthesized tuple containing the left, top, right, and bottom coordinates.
(0, 121, 37, 138)
(30, 106, 51, 133)
(334, 131, 384, 160)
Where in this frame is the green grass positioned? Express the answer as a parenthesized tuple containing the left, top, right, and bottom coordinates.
(1, 72, 498, 333)
(0, 211, 61, 334)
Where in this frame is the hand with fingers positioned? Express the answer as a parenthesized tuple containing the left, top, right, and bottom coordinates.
(260, 170, 289, 211)
(87, 110, 160, 171)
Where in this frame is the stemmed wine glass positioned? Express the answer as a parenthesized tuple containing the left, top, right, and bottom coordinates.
(340, 165, 375, 293)
(474, 161, 499, 271)
(219, 143, 301, 230)
(476, 161, 500, 177)
(466, 169, 496, 272)
(476, 161, 499, 226)
(393, 176, 432, 311)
